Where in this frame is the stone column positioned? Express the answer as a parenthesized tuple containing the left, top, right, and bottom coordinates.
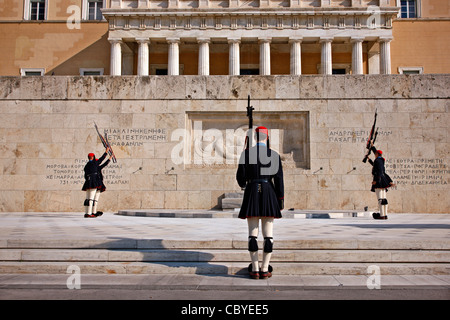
(198, 38, 210, 76)
(109, 38, 122, 76)
(320, 37, 333, 75)
(259, 37, 271, 75)
(379, 36, 393, 75)
(136, 38, 150, 76)
(351, 37, 364, 75)
(289, 37, 302, 75)
(167, 37, 180, 76)
(228, 38, 240, 75)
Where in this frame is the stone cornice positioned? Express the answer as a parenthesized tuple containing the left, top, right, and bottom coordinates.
(102, 8, 400, 17)
(1, 75, 448, 100)
(103, 8, 399, 31)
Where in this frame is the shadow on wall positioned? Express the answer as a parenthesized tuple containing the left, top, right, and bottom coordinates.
(48, 32, 110, 76)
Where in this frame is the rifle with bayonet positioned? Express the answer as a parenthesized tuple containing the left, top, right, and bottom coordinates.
(244, 95, 254, 150)
(363, 109, 378, 163)
(94, 122, 117, 163)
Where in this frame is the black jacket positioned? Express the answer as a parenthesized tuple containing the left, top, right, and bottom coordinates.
(370, 156, 393, 192)
(82, 153, 107, 191)
(236, 144, 284, 219)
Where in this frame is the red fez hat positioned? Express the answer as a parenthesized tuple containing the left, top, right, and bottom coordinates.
(255, 126, 269, 137)
(88, 153, 95, 159)
(377, 150, 383, 155)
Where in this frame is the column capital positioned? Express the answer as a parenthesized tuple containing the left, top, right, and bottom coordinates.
(167, 37, 180, 44)
(135, 37, 150, 44)
(258, 37, 272, 43)
(228, 37, 241, 44)
(197, 37, 211, 44)
(108, 37, 123, 44)
(289, 37, 303, 44)
(350, 37, 365, 43)
(319, 37, 334, 43)
(378, 36, 393, 43)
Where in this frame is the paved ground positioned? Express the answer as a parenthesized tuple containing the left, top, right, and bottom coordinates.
(1, 211, 449, 242)
(0, 211, 449, 302)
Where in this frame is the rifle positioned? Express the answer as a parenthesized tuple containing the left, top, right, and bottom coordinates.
(362, 109, 378, 163)
(244, 95, 254, 150)
(94, 122, 117, 163)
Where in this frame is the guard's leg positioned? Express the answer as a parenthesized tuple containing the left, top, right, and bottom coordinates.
(261, 217, 274, 276)
(378, 188, 388, 217)
(247, 217, 260, 276)
(84, 189, 96, 216)
(92, 189, 101, 215)
(375, 188, 388, 219)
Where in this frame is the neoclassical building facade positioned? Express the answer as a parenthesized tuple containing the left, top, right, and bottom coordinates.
(0, 1, 449, 213)
(1, 0, 449, 76)
(103, 0, 398, 76)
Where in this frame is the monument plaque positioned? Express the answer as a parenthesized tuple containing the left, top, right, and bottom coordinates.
(181, 111, 310, 169)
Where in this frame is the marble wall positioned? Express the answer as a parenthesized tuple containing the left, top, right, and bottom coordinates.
(0, 75, 448, 213)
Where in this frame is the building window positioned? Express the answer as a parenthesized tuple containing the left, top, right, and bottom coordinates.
(400, 0, 417, 18)
(20, 68, 45, 76)
(80, 68, 104, 76)
(155, 69, 168, 75)
(240, 64, 260, 75)
(88, 0, 103, 21)
(240, 69, 259, 75)
(398, 67, 423, 74)
(26, 0, 46, 20)
(150, 64, 184, 75)
(332, 69, 346, 75)
(316, 64, 351, 74)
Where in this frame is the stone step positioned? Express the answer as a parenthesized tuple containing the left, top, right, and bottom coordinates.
(223, 192, 244, 199)
(116, 209, 371, 217)
(1, 238, 448, 275)
(2, 239, 449, 250)
(1, 249, 449, 264)
(0, 261, 448, 276)
(221, 198, 243, 209)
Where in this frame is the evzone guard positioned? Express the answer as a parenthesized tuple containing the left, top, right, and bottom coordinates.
(363, 110, 395, 220)
(366, 146, 395, 220)
(82, 147, 112, 218)
(236, 125, 284, 280)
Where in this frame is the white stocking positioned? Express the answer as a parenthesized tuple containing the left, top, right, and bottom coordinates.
(92, 190, 101, 214)
(85, 189, 96, 215)
(375, 188, 388, 217)
(261, 217, 274, 272)
(247, 218, 260, 272)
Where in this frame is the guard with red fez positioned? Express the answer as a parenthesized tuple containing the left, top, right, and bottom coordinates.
(368, 147, 394, 220)
(236, 126, 284, 279)
(82, 147, 111, 218)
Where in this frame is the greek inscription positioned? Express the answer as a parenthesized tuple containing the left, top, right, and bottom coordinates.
(104, 128, 167, 146)
(385, 158, 448, 187)
(45, 159, 129, 187)
(328, 129, 392, 143)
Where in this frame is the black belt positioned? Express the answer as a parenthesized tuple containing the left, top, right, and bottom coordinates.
(248, 179, 269, 193)
(248, 179, 268, 183)
(86, 172, 98, 180)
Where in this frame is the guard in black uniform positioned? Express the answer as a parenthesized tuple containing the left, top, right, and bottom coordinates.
(367, 147, 394, 220)
(82, 147, 111, 218)
(236, 126, 284, 279)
